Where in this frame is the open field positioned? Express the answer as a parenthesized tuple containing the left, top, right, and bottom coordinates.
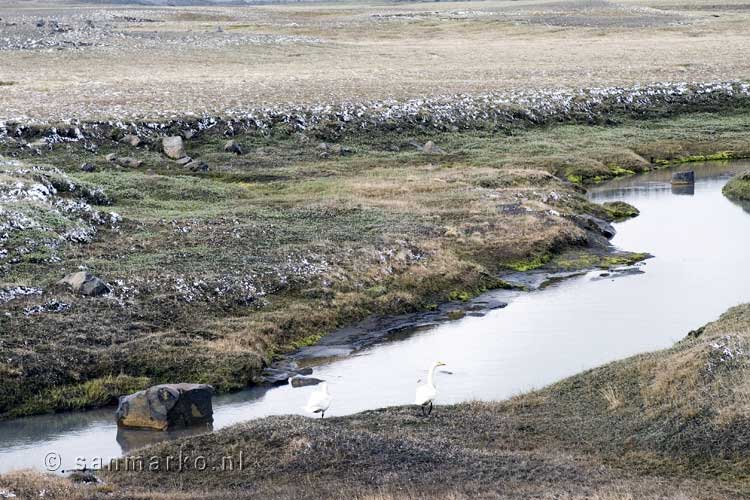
(2, 0, 750, 122)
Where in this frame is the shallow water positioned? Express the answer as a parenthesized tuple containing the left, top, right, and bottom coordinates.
(2, 161, 749, 473)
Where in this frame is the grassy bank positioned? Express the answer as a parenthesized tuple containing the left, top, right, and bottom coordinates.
(2, 303, 748, 499)
(3, 109, 750, 418)
(724, 171, 750, 202)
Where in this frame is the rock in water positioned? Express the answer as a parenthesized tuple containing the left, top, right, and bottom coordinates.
(568, 214, 616, 239)
(223, 140, 243, 155)
(162, 136, 187, 160)
(58, 271, 110, 296)
(116, 383, 214, 431)
(289, 376, 324, 388)
(671, 171, 695, 185)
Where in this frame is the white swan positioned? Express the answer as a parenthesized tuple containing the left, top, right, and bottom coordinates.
(304, 381, 331, 418)
(415, 361, 446, 416)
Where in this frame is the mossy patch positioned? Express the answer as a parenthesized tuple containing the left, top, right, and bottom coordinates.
(6, 375, 151, 418)
(722, 171, 750, 202)
(602, 201, 640, 222)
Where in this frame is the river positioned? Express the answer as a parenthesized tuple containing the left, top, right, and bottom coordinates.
(1, 160, 749, 474)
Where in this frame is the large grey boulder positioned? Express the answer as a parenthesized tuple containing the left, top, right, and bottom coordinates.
(115, 383, 214, 431)
(58, 271, 110, 296)
(162, 136, 187, 160)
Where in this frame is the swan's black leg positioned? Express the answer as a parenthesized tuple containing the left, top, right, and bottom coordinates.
(321, 411, 325, 419)
(427, 401, 433, 416)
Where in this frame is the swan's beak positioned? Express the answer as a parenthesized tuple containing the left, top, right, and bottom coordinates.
(438, 361, 447, 367)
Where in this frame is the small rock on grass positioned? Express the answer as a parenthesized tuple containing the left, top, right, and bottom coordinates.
(175, 156, 193, 166)
(162, 136, 186, 160)
(187, 160, 209, 172)
(116, 157, 143, 168)
(80, 162, 96, 172)
(105, 153, 117, 162)
(58, 271, 110, 297)
(421, 140, 444, 154)
(224, 140, 243, 155)
(121, 134, 141, 147)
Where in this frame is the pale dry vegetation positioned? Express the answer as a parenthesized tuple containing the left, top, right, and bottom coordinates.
(2, 0, 750, 122)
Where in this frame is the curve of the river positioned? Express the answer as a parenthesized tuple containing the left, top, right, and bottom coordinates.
(1, 161, 749, 474)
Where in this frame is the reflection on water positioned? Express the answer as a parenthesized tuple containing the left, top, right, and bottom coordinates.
(2, 161, 749, 474)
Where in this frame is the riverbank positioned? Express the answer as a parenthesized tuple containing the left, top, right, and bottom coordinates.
(1, 302, 748, 498)
(4, 103, 750, 418)
(724, 170, 750, 202)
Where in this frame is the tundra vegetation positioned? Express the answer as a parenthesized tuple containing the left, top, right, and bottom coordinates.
(2, 0, 750, 498)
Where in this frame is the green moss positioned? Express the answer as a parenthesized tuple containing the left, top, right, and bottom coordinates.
(655, 151, 734, 166)
(567, 174, 583, 184)
(602, 201, 640, 222)
(551, 251, 649, 271)
(286, 334, 324, 350)
(6, 375, 151, 418)
(610, 165, 636, 177)
(600, 252, 650, 269)
(504, 253, 552, 272)
(449, 290, 473, 302)
(446, 310, 466, 320)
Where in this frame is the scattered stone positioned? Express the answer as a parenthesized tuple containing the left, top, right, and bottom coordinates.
(36, 19, 45, 28)
(115, 383, 214, 431)
(187, 160, 209, 172)
(182, 130, 196, 140)
(289, 376, 324, 388)
(162, 136, 186, 160)
(58, 271, 110, 296)
(115, 156, 143, 168)
(421, 140, 444, 154)
(262, 364, 314, 385)
(80, 162, 96, 172)
(121, 134, 141, 147)
(175, 156, 193, 166)
(105, 153, 117, 162)
(224, 140, 243, 155)
(671, 170, 695, 185)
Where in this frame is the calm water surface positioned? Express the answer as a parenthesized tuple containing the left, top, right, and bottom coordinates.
(2, 161, 749, 473)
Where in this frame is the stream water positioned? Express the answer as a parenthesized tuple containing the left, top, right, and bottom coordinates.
(1, 161, 749, 474)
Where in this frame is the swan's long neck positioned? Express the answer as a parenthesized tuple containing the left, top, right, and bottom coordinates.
(427, 363, 439, 387)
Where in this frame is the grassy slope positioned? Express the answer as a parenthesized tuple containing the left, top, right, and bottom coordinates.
(2, 110, 750, 418)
